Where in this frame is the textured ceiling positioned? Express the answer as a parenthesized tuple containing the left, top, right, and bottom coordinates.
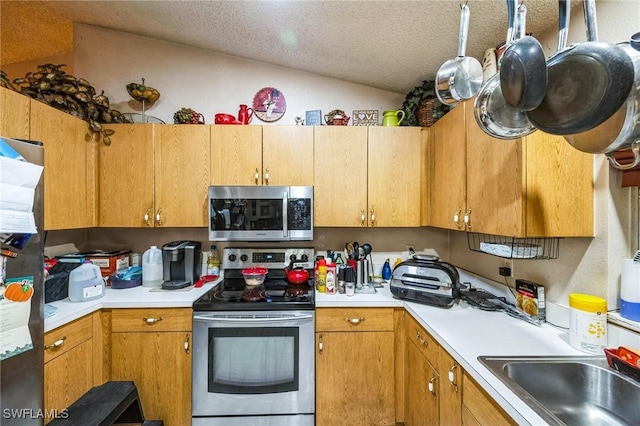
(0, 0, 578, 94)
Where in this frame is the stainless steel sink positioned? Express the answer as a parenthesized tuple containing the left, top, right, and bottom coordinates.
(478, 355, 640, 426)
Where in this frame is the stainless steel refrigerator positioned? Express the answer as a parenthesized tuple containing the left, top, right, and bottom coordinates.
(0, 137, 44, 425)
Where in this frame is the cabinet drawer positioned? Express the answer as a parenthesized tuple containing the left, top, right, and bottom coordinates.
(405, 313, 440, 363)
(316, 307, 394, 332)
(111, 308, 192, 332)
(44, 315, 92, 364)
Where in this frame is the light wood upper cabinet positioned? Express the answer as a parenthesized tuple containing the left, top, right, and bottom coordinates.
(154, 124, 210, 226)
(98, 124, 154, 227)
(314, 126, 423, 227)
(212, 125, 313, 186)
(430, 102, 467, 231)
(262, 126, 314, 186)
(0, 87, 30, 139)
(313, 126, 368, 226)
(368, 127, 422, 227)
(30, 99, 96, 230)
(211, 125, 262, 185)
(99, 124, 210, 227)
(430, 100, 594, 237)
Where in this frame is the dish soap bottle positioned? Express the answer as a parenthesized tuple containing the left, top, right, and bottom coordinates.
(382, 258, 392, 280)
(207, 245, 220, 276)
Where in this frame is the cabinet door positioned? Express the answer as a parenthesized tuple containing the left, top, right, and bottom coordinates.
(368, 127, 422, 227)
(0, 87, 30, 139)
(438, 349, 462, 426)
(30, 100, 94, 230)
(313, 126, 368, 226)
(98, 124, 154, 226)
(263, 126, 314, 185)
(405, 339, 439, 426)
(211, 126, 262, 185)
(316, 331, 395, 426)
(154, 125, 210, 226)
(465, 102, 525, 236)
(44, 340, 93, 424)
(429, 103, 466, 231)
(525, 131, 594, 237)
(111, 331, 191, 426)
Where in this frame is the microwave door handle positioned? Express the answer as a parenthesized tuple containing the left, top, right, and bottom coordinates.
(193, 314, 314, 324)
(282, 191, 288, 238)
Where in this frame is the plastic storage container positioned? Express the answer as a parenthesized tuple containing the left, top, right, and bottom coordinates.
(68, 261, 105, 302)
(569, 293, 608, 354)
(621, 258, 640, 321)
(142, 245, 163, 287)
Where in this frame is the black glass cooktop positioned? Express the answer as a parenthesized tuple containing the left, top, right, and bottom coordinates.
(193, 276, 315, 311)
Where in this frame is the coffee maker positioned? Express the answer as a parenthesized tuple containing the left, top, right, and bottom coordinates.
(161, 240, 201, 290)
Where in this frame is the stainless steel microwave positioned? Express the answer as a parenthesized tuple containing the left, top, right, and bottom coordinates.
(208, 186, 313, 241)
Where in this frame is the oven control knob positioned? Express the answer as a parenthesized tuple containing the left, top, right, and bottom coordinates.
(228, 254, 236, 262)
(240, 254, 248, 262)
(301, 254, 308, 262)
(289, 254, 297, 261)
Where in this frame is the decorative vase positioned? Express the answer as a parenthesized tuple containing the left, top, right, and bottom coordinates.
(416, 98, 435, 127)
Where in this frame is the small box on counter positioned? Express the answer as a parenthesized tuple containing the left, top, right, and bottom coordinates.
(515, 279, 545, 322)
(57, 250, 131, 283)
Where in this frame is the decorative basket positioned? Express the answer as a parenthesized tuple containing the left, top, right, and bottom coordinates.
(416, 98, 435, 127)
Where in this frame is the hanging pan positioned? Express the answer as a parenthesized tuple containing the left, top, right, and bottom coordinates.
(527, 0, 634, 135)
(499, 1, 547, 111)
(435, 2, 483, 106)
(473, 0, 536, 140)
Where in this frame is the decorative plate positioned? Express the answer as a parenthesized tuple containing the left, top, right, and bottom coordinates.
(252, 87, 286, 122)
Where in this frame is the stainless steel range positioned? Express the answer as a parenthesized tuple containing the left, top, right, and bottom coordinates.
(192, 247, 315, 426)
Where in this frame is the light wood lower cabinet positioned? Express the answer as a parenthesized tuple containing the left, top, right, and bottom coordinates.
(110, 308, 191, 426)
(315, 307, 397, 426)
(462, 371, 516, 426)
(403, 314, 462, 426)
(43, 315, 94, 424)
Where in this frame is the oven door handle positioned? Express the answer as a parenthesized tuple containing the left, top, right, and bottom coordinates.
(193, 314, 314, 324)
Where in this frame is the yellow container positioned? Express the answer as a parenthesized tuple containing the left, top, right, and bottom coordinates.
(569, 293, 607, 354)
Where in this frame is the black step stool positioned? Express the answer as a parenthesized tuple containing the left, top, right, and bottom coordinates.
(48, 381, 163, 426)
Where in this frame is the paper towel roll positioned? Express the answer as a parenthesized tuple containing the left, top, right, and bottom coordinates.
(621, 258, 640, 321)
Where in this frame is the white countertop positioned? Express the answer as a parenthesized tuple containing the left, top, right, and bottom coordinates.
(316, 277, 586, 426)
(44, 277, 222, 332)
(47, 272, 586, 425)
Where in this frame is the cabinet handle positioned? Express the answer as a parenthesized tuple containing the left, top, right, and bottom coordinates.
(463, 208, 471, 230)
(448, 364, 459, 393)
(453, 209, 461, 229)
(370, 207, 376, 226)
(345, 317, 365, 325)
(318, 334, 323, 354)
(360, 209, 366, 226)
(144, 208, 152, 227)
(416, 331, 428, 347)
(184, 334, 190, 354)
(143, 316, 163, 325)
(264, 168, 269, 186)
(155, 209, 162, 226)
(428, 376, 437, 396)
(255, 168, 260, 185)
(44, 336, 66, 350)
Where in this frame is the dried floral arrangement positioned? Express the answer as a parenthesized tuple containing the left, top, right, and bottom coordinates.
(1, 64, 129, 145)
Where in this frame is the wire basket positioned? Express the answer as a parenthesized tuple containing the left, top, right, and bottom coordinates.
(467, 232, 560, 260)
(415, 98, 435, 127)
(121, 113, 165, 124)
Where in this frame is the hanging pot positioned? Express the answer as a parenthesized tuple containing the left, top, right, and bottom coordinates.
(499, 2, 547, 111)
(526, 0, 634, 135)
(435, 3, 483, 106)
(563, 32, 640, 170)
(473, 0, 536, 140)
